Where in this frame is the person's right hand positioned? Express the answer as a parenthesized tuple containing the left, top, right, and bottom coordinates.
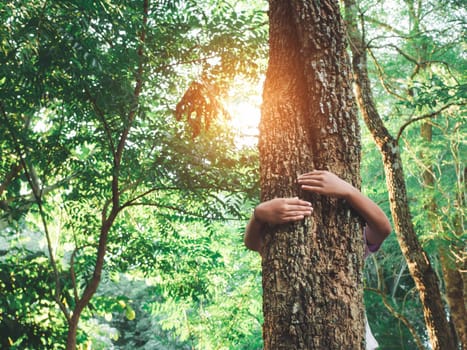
(254, 198, 313, 225)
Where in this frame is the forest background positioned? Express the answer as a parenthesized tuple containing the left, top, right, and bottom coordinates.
(0, 0, 465, 349)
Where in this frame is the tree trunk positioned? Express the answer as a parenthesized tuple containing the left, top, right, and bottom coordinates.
(422, 121, 467, 349)
(65, 212, 118, 350)
(344, 1, 457, 349)
(259, 0, 364, 348)
(64, 2, 148, 347)
(440, 246, 467, 349)
(66, 314, 79, 350)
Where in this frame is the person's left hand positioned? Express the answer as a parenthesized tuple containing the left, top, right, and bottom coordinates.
(298, 170, 354, 199)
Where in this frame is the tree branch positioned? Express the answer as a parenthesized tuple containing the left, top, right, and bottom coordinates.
(85, 88, 116, 158)
(366, 287, 426, 350)
(0, 163, 23, 197)
(363, 16, 406, 37)
(368, 255, 426, 350)
(69, 244, 94, 304)
(396, 102, 462, 141)
(71, 2, 151, 338)
(111, 0, 148, 210)
(122, 198, 248, 222)
(0, 103, 71, 322)
(367, 47, 406, 101)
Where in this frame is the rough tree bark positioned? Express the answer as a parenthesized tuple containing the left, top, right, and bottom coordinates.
(440, 246, 467, 349)
(259, 0, 365, 348)
(344, 0, 457, 349)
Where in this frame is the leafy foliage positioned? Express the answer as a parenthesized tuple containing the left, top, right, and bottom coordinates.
(0, 250, 68, 349)
(1, 0, 266, 348)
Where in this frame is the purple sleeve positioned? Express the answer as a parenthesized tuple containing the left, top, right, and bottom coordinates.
(364, 227, 381, 259)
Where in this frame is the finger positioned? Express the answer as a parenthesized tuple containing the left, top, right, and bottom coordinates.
(298, 171, 312, 177)
(285, 198, 312, 206)
(286, 205, 313, 213)
(298, 179, 323, 188)
(288, 216, 305, 222)
(311, 170, 328, 175)
(299, 169, 325, 176)
(284, 209, 312, 218)
(298, 174, 321, 182)
(282, 215, 307, 222)
(301, 185, 324, 193)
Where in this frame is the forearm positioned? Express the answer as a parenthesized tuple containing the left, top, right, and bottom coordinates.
(244, 214, 264, 253)
(345, 187, 391, 245)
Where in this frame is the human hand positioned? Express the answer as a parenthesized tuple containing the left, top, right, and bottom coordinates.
(254, 197, 312, 225)
(297, 170, 355, 199)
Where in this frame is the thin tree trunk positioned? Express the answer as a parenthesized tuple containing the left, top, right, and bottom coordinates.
(440, 247, 467, 349)
(344, 1, 457, 349)
(65, 1, 148, 347)
(421, 121, 467, 349)
(260, 0, 364, 348)
(65, 213, 117, 350)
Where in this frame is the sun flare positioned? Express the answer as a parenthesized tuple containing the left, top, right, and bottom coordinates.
(224, 77, 263, 147)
